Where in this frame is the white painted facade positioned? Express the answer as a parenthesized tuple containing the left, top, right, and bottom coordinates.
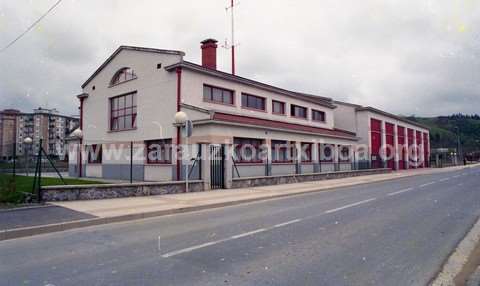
(69, 42, 430, 188)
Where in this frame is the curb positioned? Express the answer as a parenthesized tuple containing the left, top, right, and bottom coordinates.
(1, 165, 476, 242)
(430, 216, 480, 286)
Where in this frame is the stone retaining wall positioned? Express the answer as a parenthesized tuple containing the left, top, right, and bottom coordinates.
(42, 169, 391, 201)
(231, 169, 391, 188)
(42, 181, 204, 201)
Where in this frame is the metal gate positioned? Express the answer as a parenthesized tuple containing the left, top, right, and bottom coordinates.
(210, 144, 225, 189)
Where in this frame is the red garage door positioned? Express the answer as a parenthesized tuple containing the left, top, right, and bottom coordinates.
(397, 126, 406, 170)
(416, 130, 423, 168)
(407, 128, 415, 168)
(385, 122, 395, 170)
(423, 132, 430, 167)
(370, 118, 382, 169)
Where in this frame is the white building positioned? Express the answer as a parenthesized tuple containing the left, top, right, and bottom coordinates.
(69, 39, 430, 189)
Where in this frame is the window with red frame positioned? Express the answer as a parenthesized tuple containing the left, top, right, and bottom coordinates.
(320, 144, 334, 162)
(272, 100, 285, 115)
(110, 92, 137, 131)
(312, 109, 326, 122)
(146, 139, 172, 164)
(234, 138, 263, 163)
(87, 144, 102, 164)
(242, 93, 265, 111)
(301, 143, 312, 162)
(290, 104, 308, 119)
(271, 140, 291, 163)
(203, 85, 234, 105)
(339, 146, 350, 161)
(110, 67, 137, 86)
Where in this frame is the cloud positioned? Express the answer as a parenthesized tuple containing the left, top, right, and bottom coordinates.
(0, 0, 479, 117)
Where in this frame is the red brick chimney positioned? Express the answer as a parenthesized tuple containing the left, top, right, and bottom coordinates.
(201, 39, 218, 70)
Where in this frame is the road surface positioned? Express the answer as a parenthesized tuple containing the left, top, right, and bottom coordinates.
(1, 166, 479, 286)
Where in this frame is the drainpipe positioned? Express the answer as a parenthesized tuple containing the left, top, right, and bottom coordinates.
(176, 67, 182, 180)
(79, 97, 84, 177)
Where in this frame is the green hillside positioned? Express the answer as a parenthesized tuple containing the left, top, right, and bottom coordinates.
(406, 114, 480, 153)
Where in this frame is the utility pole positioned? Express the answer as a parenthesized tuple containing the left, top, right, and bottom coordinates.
(226, 0, 237, 75)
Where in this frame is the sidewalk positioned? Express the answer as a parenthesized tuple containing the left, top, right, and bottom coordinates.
(1, 164, 476, 241)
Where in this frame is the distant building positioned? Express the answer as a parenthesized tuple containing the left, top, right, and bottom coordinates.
(0, 109, 20, 159)
(0, 108, 79, 160)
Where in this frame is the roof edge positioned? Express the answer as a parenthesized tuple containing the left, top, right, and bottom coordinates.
(81, 46, 185, 88)
(356, 106, 430, 130)
(165, 61, 337, 109)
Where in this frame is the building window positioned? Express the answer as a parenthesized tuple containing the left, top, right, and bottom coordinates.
(146, 139, 172, 164)
(241, 93, 266, 111)
(110, 67, 137, 86)
(110, 92, 137, 131)
(340, 146, 350, 161)
(87, 144, 102, 164)
(321, 144, 334, 162)
(301, 143, 312, 162)
(312, 110, 326, 122)
(271, 140, 291, 163)
(234, 137, 263, 163)
(272, 100, 285, 115)
(203, 84, 234, 105)
(290, 104, 307, 119)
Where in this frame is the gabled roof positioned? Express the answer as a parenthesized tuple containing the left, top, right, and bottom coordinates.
(355, 106, 429, 130)
(165, 61, 336, 109)
(81, 46, 185, 88)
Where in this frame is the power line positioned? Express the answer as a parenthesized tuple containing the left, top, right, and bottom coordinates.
(0, 0, 64, 53)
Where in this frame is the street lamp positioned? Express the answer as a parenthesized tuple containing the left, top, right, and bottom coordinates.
(23, 137, 33, 176)
(454, 126, 461, 165)
(71, 128, 83, 177)
(174, 111, 192, 192)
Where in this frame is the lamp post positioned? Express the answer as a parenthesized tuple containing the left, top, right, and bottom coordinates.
(23, 137, 33, 176)
(454, 126, 461, 165)
(71, 128, 83, 177)
(174, 111, 192, 193)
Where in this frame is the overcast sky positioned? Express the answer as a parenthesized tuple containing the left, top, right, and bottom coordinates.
(1, 0, 479, 117)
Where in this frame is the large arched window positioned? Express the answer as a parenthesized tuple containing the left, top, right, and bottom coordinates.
(110, 67, 137, 86)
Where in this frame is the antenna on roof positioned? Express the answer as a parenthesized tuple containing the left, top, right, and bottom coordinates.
(224, 0, 239, 75)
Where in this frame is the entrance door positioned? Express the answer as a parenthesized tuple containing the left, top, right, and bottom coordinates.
(210, 144, 225, 189)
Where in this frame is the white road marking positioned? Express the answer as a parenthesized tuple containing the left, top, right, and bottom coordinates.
(162, 240, 228, 258)
(274, 219, 302, 228)
(453, 175, 460, 178)
(458, 183, 464, 187)
(387, 187, 414, 196)
(419, 182, 436, 188)
(324, 198, 377, 214)
(439, 178, 449, 182)
(162, 219, 301, 258)
(230, 228, 267, 239)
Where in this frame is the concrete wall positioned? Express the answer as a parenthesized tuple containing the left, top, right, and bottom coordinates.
(42, 181, 204, 201)
(231, 169, 391, 189)
(42, 169, 389, 201)
(82, 49, 183, 144)
(271, 164, 296, 176)
(333, 103, 358, 133)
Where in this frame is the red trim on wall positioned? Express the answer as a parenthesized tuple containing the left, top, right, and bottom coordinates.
(385, 122, 395, 169)
(212, 112, 356, 139)
(397, 125, 406, 170)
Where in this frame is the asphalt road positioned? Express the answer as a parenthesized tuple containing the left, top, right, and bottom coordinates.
(1, 166, 480, 286)
(0, 205, 96, 230)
